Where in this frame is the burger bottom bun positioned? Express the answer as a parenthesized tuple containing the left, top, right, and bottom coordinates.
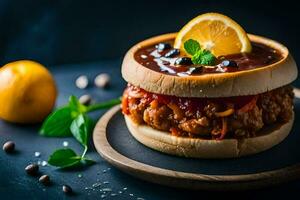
(124, 113, 294, 158)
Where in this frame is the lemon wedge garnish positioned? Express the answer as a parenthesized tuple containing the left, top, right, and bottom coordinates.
(174, 13, 252, 57)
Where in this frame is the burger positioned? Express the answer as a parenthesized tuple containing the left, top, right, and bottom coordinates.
(121, 13, 298, 158)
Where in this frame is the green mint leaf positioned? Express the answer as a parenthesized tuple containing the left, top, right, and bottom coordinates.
(48, 148, 82, 168)
(184, 39, 201, 55)
(70, 114, 94, 147)
(200, 50, 216, 65)
(39, 106, 73, 137)
(81, 158, 96, 166)
(191, 49, 216, 65)
(191, 50, 202, 64)
(69, 95, 87, 117)
(47, 148, 95, 169)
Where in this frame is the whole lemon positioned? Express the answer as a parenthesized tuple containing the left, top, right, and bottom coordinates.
(0, 60, 57, 123)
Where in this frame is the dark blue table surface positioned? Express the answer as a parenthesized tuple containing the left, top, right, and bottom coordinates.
(0, 60, 300, 199)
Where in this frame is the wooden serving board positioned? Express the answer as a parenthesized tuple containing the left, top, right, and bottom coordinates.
(93, 105, 300, 191)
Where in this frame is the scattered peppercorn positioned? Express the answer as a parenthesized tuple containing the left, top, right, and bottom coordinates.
(2, 141, 15, 153)
(75, 75, 89, 89)
(25, 164, 39, 176)
(94, 73, 110, 88)
(79, 94, 92, 106)
(62, 185, 73, 194)
(39, 175, 50, 186)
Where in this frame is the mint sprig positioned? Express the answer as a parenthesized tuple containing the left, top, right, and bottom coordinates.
(70, 114, 94, 147)
(184, 39, 201, 55)
(40, 106, 73, 137)
(40, 95, 120, 169)
(48, 148, 82, 169)
(47, 148, 95, 169)
(192, 49, 216, 65)
(184, 39, 216, 65)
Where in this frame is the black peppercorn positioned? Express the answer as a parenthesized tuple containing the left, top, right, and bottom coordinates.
(221, 60, 238, 67)
(164, 49, 180, 58)
(175, 57, 193, 65)
(39, 175, 50, 186)
(191, 66, 203, 74)
(25, 164, 39, 176)
(79, 94, 92, 106)
(62, 185, 73, 194)
(3, 141, 15, 153)
(155, 43, 171, 51)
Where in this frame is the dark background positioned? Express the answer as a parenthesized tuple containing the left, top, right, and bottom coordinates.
(0, 0, 299, 66)
(1, 0, 300, 199)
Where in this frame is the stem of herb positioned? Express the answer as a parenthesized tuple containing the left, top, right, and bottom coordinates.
(85, 98, 121, 113)
(81, 146, 88, 158)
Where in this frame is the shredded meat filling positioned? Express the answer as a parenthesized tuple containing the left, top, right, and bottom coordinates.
(122, 84, 294, 139)
(143, 105, 172, 131)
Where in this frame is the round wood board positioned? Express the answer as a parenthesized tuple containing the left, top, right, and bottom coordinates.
(93, 105, 300, 191)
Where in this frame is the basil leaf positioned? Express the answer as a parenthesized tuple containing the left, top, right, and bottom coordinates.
(69, 95, 87, 116)
(39, 106, 73, 137)
(184, 39, 201, 55)
(48, 148, 81, 168)
(70, 114, 94, 147)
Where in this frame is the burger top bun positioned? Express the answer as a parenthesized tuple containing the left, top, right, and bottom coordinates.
(122, 33, 297, 98)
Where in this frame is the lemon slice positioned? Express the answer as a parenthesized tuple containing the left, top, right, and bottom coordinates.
(174, 13, 252, 57)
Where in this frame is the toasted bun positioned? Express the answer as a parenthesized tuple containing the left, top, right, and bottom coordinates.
(124, 113, 294, 158)
(122, 33, 297, 97)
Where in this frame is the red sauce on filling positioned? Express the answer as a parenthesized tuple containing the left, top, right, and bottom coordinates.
(134, 41, 283, 76)
(122, 84, 257, 115)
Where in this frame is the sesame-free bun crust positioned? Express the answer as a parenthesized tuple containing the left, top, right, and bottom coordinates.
(124, 114, 294, 158)
(122, 33, 297, 97)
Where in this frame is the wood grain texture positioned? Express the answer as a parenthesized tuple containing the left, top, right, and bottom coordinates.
(93, 106, 300, 191)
